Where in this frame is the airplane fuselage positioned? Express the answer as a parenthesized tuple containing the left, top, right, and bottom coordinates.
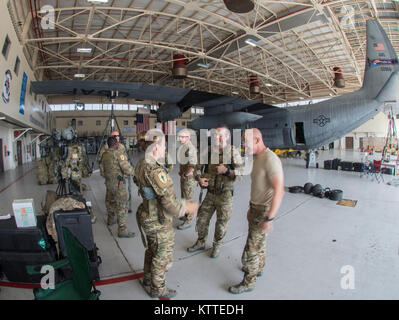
(252, 89, 383, 150)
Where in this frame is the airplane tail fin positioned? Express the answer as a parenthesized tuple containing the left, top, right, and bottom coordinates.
(362, 20, 399, 98)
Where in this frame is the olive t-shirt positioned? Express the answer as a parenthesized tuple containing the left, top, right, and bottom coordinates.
(250, 148, 283, 206)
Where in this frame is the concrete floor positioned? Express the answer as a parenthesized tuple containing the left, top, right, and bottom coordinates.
(0, 149, 398, 300)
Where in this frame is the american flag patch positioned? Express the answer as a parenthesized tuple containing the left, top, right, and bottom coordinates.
(374, 42, 385, 51)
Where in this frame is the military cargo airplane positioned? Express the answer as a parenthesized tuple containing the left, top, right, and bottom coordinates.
(32, 20, 398, 162)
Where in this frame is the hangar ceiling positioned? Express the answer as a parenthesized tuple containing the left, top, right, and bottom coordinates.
(7, 0, 399, 104)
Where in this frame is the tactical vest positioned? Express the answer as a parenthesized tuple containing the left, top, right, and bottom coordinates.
(102, 149, 123, 180)
(205, 146, 239, 194)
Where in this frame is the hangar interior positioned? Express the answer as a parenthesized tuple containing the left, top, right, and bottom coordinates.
(0, 0, 398, 300)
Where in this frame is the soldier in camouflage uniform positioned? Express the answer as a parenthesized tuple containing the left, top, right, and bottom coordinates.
(134, 131, 199, 299)
(187, 127, 243, 258)
(102, 136, 135, 238)
(229, 128, 284, 294)
(36, 158, 49, 185)
(78, 144, 91, 179)
(137, 130, 174, 172)
(47, 149, 60, 184)
(177, 129, 198, 230)
(61, 143, 84, 194)
(98, 131, 132, 213)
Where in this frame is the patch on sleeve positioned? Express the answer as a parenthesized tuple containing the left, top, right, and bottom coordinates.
(120, 154, 126, 161)
(155, 170, 168, 188)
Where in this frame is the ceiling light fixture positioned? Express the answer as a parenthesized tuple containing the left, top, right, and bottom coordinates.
(245, 39, 258, 47)
(74, 74, 85, 78)
(87, 0, 109, 3)
(232, 91, 239, 94)
(197, 63, 210, 68)
(265, 83, 272, 87)
(77, 48, 92, 53)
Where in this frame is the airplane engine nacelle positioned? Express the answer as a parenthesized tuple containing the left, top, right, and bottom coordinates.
(157, 103, 182, 122)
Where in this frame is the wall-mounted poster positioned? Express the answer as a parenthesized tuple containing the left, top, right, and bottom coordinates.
(123, 126, 135, 133)
(2, 69, 12, 103)
(19, 72, 28, 115)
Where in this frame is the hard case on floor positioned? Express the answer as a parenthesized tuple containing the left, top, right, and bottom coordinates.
(0, 215, 54, 253)
(54, 209, 95, 254)
(332, 158, 341, 170)
(53, 208, 100, 281)
(324, 160, 332, 169)
(0, 248, 57, 283)
(353, 162, 365, 172)
(341, 161, 353, 171)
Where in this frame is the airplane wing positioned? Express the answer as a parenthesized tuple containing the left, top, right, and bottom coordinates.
(31, 80, 285, 128)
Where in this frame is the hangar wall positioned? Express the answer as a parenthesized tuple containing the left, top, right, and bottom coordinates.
(53, 109, 192, 137)
(335, 112, 394, 151)
(0, 0, 54, 171)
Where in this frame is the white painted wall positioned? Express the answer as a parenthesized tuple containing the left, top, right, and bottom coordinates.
(335, 112, 393, 151)
(0, 0, 55, 171)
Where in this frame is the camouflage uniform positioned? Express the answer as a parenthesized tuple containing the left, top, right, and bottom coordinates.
(134, 155, 186, 296)
(61, 144, 84, 194)
(98, 142, 128, 177)
(102, 147, 134, 235)
(36, 159, 49, 185)
(191, 145, 243, 253)
(98, 142, 132, 212)
(47, 152, 60, 185)
(178, 140, 198, 226)
(78, 144, 91, 178)
(241, 203, 269, 287)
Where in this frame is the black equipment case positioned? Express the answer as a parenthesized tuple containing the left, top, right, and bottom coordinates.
(324, 160, 332, 170)
(341, 161, 353, 171)
(332, 158, 341, 170)
(353, 162, 364, 172)
(0, 215, 54, 252)
(53, 208, 101, 281)
(0, 250, 57, 283)
(0, 215, 58, 283)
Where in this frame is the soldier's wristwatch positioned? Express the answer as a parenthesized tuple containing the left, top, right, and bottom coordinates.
(265, 216, 274, 222)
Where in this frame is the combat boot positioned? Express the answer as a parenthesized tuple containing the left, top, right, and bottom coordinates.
(228, 282, 254, 295)
(187, 241, 205, 253)
(107, 217, 117, 226)
(150, 288, 177, 299)
(139, 279, 151, 296)
(118, 230, 136, 238)
(241, 267, 263, 277)
(177, 221, 192, 230)
(210, 245, 221, 258)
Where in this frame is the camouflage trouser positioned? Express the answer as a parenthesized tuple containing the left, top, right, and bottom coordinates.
(195, 190, 233, 248)
(105, 178, 128, 233)
(137, 203, 174, 295)
(48, 161, 59, 184)
(37, 160, 48, 185)
(241, 204, 269, 287)
(180, 175, 196, 223)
